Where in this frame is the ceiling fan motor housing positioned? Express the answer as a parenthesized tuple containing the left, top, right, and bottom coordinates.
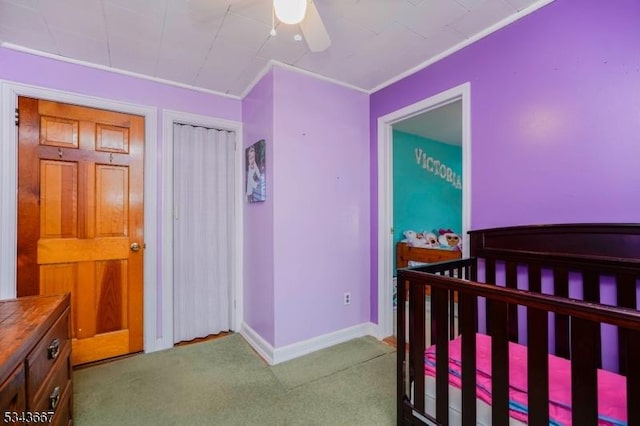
(274, 0, 308, 25)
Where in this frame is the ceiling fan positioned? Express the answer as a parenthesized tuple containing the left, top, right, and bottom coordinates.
(273, 0, 331, 52)
(187, 0, 331, 53)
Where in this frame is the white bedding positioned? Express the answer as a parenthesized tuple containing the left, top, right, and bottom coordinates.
(423, 375, 527, 426)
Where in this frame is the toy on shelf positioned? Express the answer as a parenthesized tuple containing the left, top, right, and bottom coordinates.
(402, 228, 462, 251)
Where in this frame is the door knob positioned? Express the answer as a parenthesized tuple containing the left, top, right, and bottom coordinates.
(130, 242, 141, 252)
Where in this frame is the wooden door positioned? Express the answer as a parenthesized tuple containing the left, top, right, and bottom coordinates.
(17, 97, 144, 365)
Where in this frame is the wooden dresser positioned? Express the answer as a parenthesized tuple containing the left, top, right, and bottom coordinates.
(397, 242, 462, 300)
(0, 294, 72, 425)
(396, 242, 461, 268)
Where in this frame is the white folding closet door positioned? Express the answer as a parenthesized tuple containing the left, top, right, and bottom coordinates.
(173, 124, 235, 343)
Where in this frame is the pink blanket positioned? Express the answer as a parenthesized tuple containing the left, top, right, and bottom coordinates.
(424, 333, 627, 425)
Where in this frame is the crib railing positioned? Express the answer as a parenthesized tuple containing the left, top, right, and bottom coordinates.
(397, 259, 640, 426)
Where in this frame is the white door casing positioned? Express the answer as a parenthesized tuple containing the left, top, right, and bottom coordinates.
(376, 82, 471, 339)
(161, 109, 244, 348)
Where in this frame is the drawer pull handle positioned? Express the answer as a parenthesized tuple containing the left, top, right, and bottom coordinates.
(48, 338, 60, 359)
(49, 385, 61, 410)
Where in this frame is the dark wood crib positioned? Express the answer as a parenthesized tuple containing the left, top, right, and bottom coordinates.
(397, 224, 640, 425)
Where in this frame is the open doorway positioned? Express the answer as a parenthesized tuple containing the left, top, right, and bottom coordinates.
(376, 83, 471, 340)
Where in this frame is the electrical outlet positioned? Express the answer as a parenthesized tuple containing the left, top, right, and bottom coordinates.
(344, 292, 351, 305)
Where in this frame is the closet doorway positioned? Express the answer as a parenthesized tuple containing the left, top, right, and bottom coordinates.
(161, 111, 243, 347)
(376, 83, 471, 340)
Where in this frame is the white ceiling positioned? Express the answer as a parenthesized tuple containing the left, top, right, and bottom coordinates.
(0, 0, 545, 97)
(393, 100, 462, 145)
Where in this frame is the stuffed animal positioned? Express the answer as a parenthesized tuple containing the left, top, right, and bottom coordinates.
(402, 230, 418, 243)
(438, 228, 462, 250)
(422, 232, 439, 248)
(402, 230, 429, 247)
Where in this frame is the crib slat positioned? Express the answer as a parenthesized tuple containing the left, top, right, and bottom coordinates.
(582, 270, 600, 303)
(505, 261, 517, 289)
(617, 273, 637, 376)
(485, 258, 496, 334)
(433, 287, 449, 425)
(448, 274, 456, 339)
(505, 261, 518, 342)
(571, 317, 598, 426)
(627, 329, 640, 426)
(581, 271, 602, 368)
(459, 293, 477, 426)
(527, 307, 549, 426)
(528, 263, 542, 293)
(553, 267, 570, 358)
(485, 258, 496, 284)
(430, 294, 437, 348)
(490, 300, 509, 426)
(616, 273, 637, 309)
(410, 282, 426, 414)
(467, 263, 478, 333)
(449, 266, 461, 337)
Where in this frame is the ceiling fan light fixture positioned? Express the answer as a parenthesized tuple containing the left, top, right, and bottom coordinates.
(274, 0, 307, 25)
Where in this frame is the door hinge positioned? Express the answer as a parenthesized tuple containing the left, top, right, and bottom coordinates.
(15, 108, 19, 126)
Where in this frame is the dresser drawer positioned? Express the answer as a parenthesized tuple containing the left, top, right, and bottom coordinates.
(0, 364, 26, 413)
(26, 308, 70, 402)
(31, 344, 71, 414)
(48, 380, 72, 426)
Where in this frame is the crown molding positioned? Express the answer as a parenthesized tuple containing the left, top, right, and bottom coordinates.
(370, 0, 556, 94)
(240, 59, 369, 99)
(0, 42, 241, 100)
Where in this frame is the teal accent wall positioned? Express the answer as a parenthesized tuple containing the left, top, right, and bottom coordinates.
(393, 130, 462, 270)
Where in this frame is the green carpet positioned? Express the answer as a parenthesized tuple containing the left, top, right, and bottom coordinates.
(73, 334, 396, 425)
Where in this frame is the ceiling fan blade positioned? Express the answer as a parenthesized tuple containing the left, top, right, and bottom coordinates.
(300, 1, 331, 52)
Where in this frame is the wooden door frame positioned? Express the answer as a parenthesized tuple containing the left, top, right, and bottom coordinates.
(375, 82, 472, 339)
(161, 109, 243, 348)
(0, 80, 163, 353)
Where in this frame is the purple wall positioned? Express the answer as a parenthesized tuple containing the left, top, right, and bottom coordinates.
(271, 67, 370, 347)
(242, 69, 276, 345)
(370, 0, 640, 322)
(1, 46, 242, 339)
(2, 46, 371, 350)
(242, 66, 370, 348)
(0, 47, 241, 119)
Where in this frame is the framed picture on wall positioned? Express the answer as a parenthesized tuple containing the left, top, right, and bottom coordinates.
(246, 139, 266, 203)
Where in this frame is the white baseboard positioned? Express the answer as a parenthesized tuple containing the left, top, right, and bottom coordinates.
(240, 321, 379, 365)
(239, 322, 276, 364)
